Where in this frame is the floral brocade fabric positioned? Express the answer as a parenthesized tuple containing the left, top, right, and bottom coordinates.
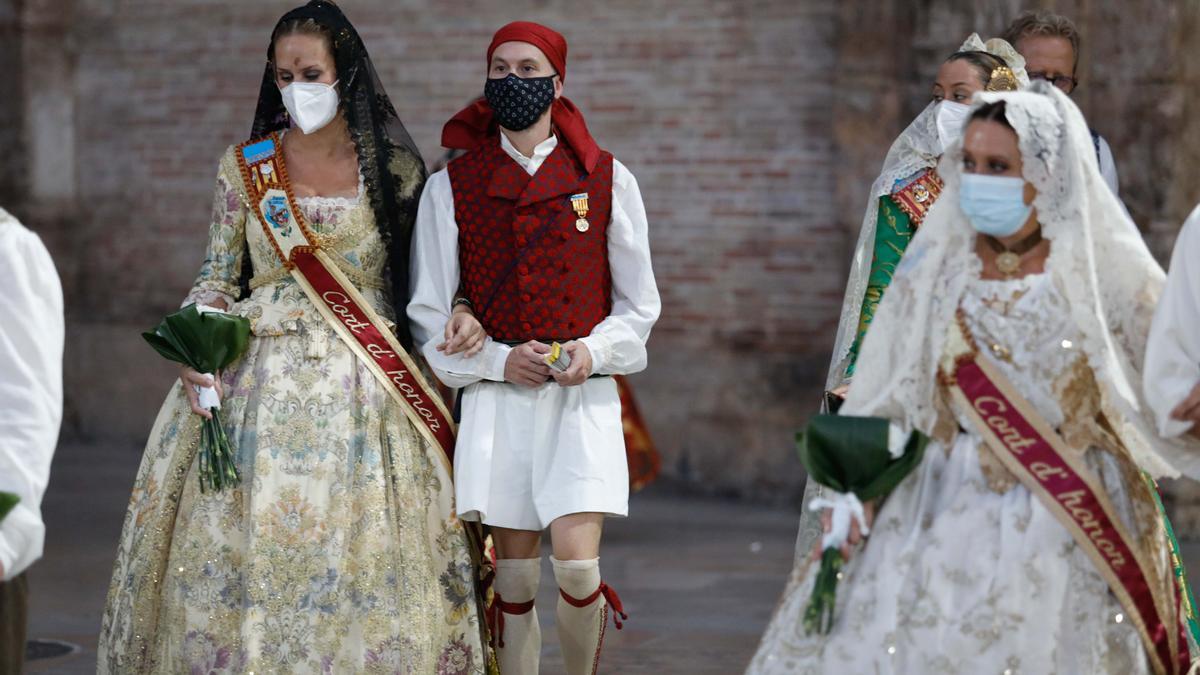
(98, 147, 486, 674)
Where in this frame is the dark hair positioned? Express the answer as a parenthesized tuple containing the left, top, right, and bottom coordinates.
(1002, 10, 1081, 70)
(969, 101, 1013, 131)
(945, 50, 1009, 89)
(270, 17, 335, 68)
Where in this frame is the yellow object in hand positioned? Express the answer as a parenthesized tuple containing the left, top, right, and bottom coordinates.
(545, 341, 572, 373)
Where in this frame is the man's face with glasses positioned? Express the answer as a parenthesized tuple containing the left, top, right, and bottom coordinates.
(1015, 34, 1079, 94)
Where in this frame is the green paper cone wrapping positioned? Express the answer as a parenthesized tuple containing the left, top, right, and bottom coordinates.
(142, 303, 251, 492)
(796, 414, 929, 634)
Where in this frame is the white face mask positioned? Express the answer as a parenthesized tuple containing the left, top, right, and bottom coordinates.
(935, 100, 971, 154)
(280, 80, 340, 135)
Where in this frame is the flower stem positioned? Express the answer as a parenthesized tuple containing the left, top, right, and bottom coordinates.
(803, 547, 845, 635)
(198, 409, 241, 492)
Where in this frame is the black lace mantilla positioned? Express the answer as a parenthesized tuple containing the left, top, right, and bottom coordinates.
(244, 0, 426, 349)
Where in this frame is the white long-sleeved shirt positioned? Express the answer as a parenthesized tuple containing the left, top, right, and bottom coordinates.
(408, 134, 660, 388)
(0, 207, 63, 580)
(1145, 204, 1200, 439)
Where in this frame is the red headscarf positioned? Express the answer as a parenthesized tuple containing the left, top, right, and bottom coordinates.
(441, 21, 602, 172)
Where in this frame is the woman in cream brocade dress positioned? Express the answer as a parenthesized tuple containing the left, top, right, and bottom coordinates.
(98, 3, 486, 673)
(99, 145, 484, 675)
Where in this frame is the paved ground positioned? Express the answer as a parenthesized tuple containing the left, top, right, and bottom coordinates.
(26, 440, 1200, 674)
(23, 440, 800, 674)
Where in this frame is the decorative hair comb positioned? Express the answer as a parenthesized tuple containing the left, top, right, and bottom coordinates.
(986, 66, 1020, 92)
(959, 33, 1030, 89)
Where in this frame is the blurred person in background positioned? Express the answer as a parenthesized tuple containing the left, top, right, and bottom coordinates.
(1003, 9, 1121, 196)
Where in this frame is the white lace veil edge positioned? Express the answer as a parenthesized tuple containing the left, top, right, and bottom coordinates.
(824, 101, 940, 391)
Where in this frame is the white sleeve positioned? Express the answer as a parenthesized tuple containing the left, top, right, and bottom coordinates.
(407, 170, 511, 388)
(1144, 205, 1200, 438)
(0, 224, 64, 580)
(578, 159, 662, 375)
(1098, 135, 1120, 196)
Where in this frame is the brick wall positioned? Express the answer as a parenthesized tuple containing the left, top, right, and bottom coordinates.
(6, 0, 1200, 507)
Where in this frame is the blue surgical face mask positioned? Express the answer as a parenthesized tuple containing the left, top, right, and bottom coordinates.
(959, 174, 1034, 237)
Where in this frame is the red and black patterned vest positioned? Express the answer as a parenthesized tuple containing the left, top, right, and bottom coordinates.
(449, 138, 614, 342)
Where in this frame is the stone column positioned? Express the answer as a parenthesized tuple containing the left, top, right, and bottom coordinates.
(17, 0, 87, 436)
(21, 0, 76, 207)
(0, 0, 25, 206)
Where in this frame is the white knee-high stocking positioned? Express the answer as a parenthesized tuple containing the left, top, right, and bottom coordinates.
(552, 557, 628, 675)
(492, 557, 542, 674)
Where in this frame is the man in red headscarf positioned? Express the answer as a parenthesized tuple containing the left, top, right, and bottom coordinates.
(409, 20, 661, 675)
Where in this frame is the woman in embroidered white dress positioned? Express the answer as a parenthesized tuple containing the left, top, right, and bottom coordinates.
(749, 83, 1200, 674)
(98, 3, 488, 673)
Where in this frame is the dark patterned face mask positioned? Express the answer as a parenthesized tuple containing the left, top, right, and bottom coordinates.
(484, 73, 556, 131)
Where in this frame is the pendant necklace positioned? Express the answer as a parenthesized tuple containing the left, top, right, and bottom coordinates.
(983, 229, 1043, 278)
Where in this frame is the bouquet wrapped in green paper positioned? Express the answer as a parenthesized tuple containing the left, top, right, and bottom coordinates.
(797, 414, 928, 634)
(0, 491, 18, 523)
(143, 303, 251, 492)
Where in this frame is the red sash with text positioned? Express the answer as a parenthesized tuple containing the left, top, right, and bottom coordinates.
(233, 134, 456, 463)
(942, 312, 1188, 675)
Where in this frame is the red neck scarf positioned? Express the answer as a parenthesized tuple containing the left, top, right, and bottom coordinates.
(441, 21, 602, 172)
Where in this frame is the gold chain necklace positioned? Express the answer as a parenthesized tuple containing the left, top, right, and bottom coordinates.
(982, 229, 1044, 278)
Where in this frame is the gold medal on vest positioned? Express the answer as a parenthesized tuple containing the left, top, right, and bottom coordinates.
(570, 192, 590, 232)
